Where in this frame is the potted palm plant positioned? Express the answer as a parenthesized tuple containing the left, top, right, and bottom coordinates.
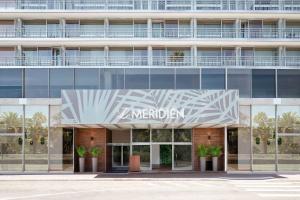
(197, 144, 209, 172)
(76, 146, 86, 173)
(90, 146, 103, 173)
(209, 146, 222, 172)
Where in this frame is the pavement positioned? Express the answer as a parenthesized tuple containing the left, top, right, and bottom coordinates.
(0, 172, 300, 200)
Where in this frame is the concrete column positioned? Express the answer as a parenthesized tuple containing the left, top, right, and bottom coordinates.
(16, 18, 22, 37)
(278, 18, 285, 38)
(59, 18, 66, 38)
(61, 46, 66, 66)
(147, 18, 152, 38)
(235, 47, 241, 66)
(192, 18, 197, 38)
(192, 45, 197, 66)
(235, 19, 241, 38)
(104, 46, 109, 66)
(148, 46, 152, 66)
(278, 46, 285, 67)
(104, 18, 109, 37)
(16, 45, 22, 66)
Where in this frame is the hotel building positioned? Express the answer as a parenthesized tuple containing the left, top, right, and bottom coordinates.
(0, 0, 300, 173)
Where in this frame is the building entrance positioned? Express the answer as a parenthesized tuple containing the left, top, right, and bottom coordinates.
(112, 145, 130, 172)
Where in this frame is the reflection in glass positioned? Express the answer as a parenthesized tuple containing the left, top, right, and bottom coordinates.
(25, 69, 49, 98)
(132, 145, 150, 168)
(150, 68, 175, 89)
(75, 68, 99, 89)
(24, 106, 48, 171)
(100, 68, 124, 89)
(227, 69, 252, 98)
(0, 106, 23, 134)
(278, 136, 300, 171)
(277, 70, 300, 98)
(0, 69, 23, 98)
(252, 69, 275, 98)
(50, 69, 74, 98)
(252, 106, 276, 171)
(132, 129, 150, 143)
(125, 68, 149, 89)
(201, 68, 225, 89)
(0, 136, 23, 171)
(152, 129, 172, 143)
(277, 106, 300, 134)
(175, 68, 200, 89)
(174, 129, 192, 142)
(174, 145, 192, 169)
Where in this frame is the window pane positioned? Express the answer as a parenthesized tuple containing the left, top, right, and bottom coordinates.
(150, 68, 175, 89)
(252, 106, 276, 171)
(25, 69, 49, 98)
(100, 68, 124, 89)
(278, 136, 300, 171)
(277, 70, 300, 98)
(176, 68, 200, 89)
(0, 136, 23, 171)
(132, 145, 150, 168)
(125, 68, 149, 89)
(49, 106, 73, 171)
(227, 69, 251, 98)
(152, 129, 172, 142)
(252, 69, 275, 98)
(50, 69, 74, 98)
(0, 106, 23, 134)
(277, 106, 300, 134)
(75, 68, 99, 89)
(174, 129, 192, 142)
(174, 145, 192, 169)
(201, 69, 225, 89)
(132, 129, 150, 143)
(24, 106, 48, 171)
(0, 69, 22, 98)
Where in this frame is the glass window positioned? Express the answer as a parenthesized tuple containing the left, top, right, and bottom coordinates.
(176, 68, 200, 89)
(50, 69, 74, 98)
(132, 145, 150, 168)
(0, 106, 23, 134)
(174, 129, 192, 142)
(277, 70, 300, 98)
(0, 69, 22, 98)
(152, 129, 172, 143)
(0, 136, 23, 171)
(75, 68, 99, 89)
(100, 68, 124, 89)
(25, 69, 49, 98)
(150, 68, 175, 89)
(132, 129, 150, 143)
(252, 69, 275, 98)
(252, 106, 276, 171)
(24, 106, 48, 171)
(49, 106, 73, 172)
(278, 136, 300, 171)
(125, 68, 149, 89)
(277, 106, 300, 134)
(227, 69, 252, 98)
(174, 145, 192, 169)
(201, 69, 225, 89)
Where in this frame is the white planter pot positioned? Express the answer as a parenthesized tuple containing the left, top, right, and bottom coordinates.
(212, 157, 218, 172)
(200, 157, 206, 172)
(92, 157, 98, 173)
(79, 157, 85, 173)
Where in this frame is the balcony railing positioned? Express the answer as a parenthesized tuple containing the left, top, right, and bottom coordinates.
(1, 27, 299, 39)
(0, 56, 298, 67)
(0, 0, 300, 11)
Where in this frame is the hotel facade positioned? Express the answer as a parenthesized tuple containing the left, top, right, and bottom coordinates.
(0, 0, 300, 173)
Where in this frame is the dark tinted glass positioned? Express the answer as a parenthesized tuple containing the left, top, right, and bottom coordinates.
(75, 68, 99, 89)
(100, 68, 124, 89)
(0, 69, 22, 98)
(252, 69, 275, 98)
(150, 68, 175, 89)
(278, 70, 300, 98)
(201, 68, 225, 89)
(125, 68, 149, 89)
(176, 68, 200, 89)
(227, 69, 252, 98)
(25, 69, 49, 98)
(50, 69, 74, 98)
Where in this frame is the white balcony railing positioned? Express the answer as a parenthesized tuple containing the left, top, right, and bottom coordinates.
(0, 55, 298, 67)
(1, 27, 299, 39)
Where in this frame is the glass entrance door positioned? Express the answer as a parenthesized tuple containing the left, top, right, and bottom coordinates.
(112, 145, 130, 171)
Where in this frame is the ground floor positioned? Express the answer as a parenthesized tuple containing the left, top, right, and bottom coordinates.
(0, 174, 300, 200)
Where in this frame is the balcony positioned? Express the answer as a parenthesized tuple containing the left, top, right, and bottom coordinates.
(0, 55, 298, 67)
(0, 0, 299, 11)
